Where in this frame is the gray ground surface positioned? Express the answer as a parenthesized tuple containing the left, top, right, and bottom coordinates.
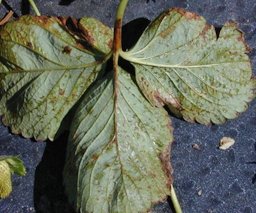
(0, 0, 255, 212)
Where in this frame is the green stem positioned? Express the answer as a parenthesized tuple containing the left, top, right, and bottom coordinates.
(116, 0, 129, 22)
(28, 0, 41, 16)
(113, 0, 129, 53)
(171, 184, 183, 213)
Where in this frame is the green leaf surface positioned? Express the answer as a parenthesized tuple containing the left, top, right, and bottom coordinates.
(0, 16, 112, 140)
(64, 69, 173, 213)
(79, 17, 113, 54)
(0, 156, 26, 198)
(0, 160, 11, 199)
(122, 8, 256, 124)
(0, 156, 26, 176)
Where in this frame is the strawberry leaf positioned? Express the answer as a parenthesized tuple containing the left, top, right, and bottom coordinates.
(0, 2, 255, 212)
(63, 69, 173, 213)
(122, 8, 255, 124)
(0, 156, 26, 198)
(0, 16, 112, 140)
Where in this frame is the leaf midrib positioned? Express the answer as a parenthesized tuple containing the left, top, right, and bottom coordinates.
(121, 52, 249, 68)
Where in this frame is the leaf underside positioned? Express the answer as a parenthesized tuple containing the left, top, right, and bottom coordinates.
(64, 69, 173, 213)
(0, 7, 255, 213)
(123, 8, 255, 125)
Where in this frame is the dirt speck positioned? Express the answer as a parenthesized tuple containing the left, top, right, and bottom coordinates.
(197, 189, 203, 196)
(62, 46, 72, 54)
(192, 143, 201, 151)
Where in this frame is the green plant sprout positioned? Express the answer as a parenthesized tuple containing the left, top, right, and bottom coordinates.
(0, 0, 255, 212)
(0, 156, 26, 199)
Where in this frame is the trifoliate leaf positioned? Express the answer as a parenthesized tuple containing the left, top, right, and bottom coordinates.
(0, 156, 26, 198)
(63, 69, 173, 213)
(122, 8, 256, 125)
(0, 16, 112, 140)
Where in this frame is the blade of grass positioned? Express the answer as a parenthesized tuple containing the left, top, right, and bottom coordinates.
(171, 185, 183, 213)
(28, 0, 41, 16)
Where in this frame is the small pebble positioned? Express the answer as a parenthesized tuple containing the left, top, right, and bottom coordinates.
(197, 189, 203, 196)
(192, 143, 201, 150)
(219, 137, 235, 150)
